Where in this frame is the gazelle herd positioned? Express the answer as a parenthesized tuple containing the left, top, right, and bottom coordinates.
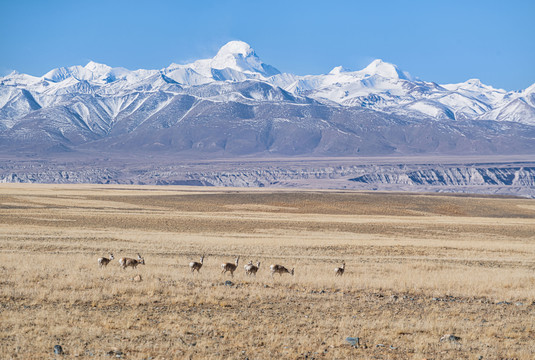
(97, 253, 145, 269)
(98, 252, 346, 278)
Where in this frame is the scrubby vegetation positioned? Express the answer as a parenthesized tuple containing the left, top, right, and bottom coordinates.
(1, 184, 534, 359)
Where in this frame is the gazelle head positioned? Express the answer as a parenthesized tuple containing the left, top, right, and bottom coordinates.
(109, 254, 114, 260)
(290, 268, 295, 276)
(137, 254, 145, 265)
(256, 261, 261, 268)
(200, 255, 205, 264)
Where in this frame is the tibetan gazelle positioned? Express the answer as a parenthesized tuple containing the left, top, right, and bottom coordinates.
(244, 261, 260, 276)
(334, 261, 345, 276)
(119, 253, 145, 269)
(98, 253, 114, 268)
(270, 264, 294, 277)
(221, 256, 240, 277)
(189, 255, 205, 273)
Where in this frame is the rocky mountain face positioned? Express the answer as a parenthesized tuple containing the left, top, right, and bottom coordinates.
(1, 156, 534, 198)
(1, 41, 534, 157)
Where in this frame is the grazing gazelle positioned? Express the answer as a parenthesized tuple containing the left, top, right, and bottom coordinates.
(98, 253, 114, 268)
(334, 261, 345, 276)
(244, 261, 260, 276)
(119, 253, 145, 269)
(221, 256, 240, 277)
(189, 255, 205, 273)
(270, 264, 294, 277)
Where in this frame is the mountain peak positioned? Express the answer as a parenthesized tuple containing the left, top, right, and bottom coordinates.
(463, 79, 485, 88)
(359, 59, 411, 80)
(459, 78, 506, 93)
(216, 41, 255, 57)
(525, 82, 535, 94)
(84, 61, 111, 72)
(210, 40, 280, 77)
(329, 66, 350, 75)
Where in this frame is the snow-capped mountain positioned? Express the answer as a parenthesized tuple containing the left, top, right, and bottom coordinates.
(0, 40, 534, 156)
(161, 40, 280, 85)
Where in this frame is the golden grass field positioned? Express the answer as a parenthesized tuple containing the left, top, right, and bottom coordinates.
(0, 184, 534, 359)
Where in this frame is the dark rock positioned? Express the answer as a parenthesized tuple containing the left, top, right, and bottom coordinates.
(345, 337, 360, 347)
(224, 280, 234, 287)
(440, 334, 461, 342)
(54, 345, 64, 355)
(106, 350, 124, 357)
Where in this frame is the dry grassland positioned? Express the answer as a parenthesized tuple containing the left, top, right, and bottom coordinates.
(0, 184, 534, 359)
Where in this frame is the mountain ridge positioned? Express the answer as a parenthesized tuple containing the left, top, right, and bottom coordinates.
(1, 41, 534, 157)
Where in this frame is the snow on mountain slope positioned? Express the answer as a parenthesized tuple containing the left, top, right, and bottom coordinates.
(43, 61, 131, 84)
(442, 79, 507, 104)
(523, 83, 535, 106)
(431, 92, 490, 120)
(161, 66, 212, 86)
(482, 98, 535, 125)
(0, 71, 41, 87)
(474, 83, 535, 125)
(273, 60, 444, 110)
(0, 88, 41, 129)
(404, 100, 456, 120)
(272, 60, 534, 125)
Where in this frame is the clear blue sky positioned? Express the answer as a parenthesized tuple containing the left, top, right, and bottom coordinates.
(1, 0, 534, 90)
